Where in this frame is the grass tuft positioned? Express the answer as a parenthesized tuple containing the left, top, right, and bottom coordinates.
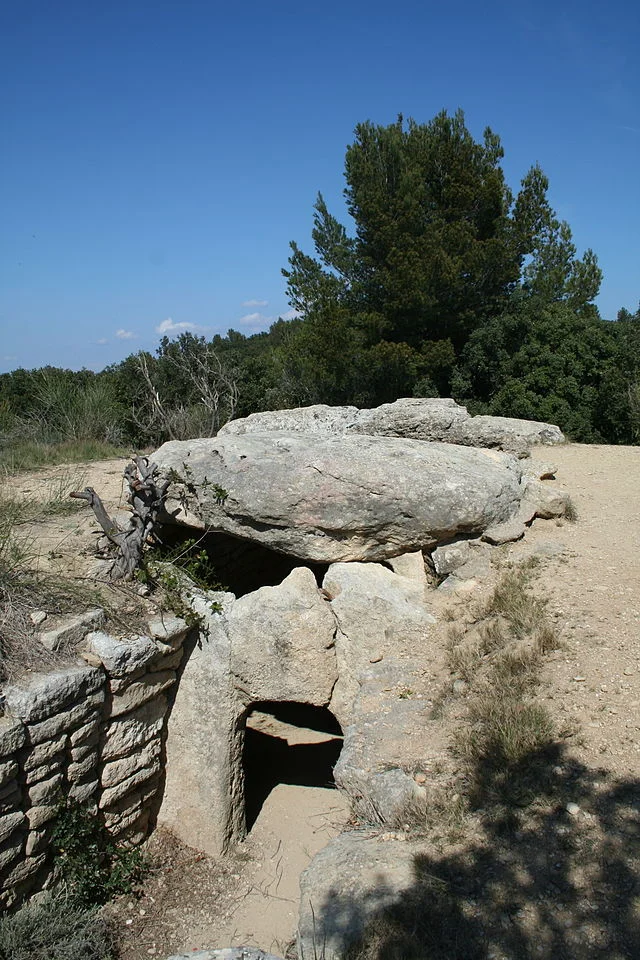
(563, 496, 579, 522)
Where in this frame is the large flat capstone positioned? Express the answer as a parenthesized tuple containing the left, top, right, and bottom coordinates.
(153, 432, 524, 563)
(219, 397, 565, 451)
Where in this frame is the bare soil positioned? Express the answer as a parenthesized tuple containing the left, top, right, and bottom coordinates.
(5, 445, 640, 958)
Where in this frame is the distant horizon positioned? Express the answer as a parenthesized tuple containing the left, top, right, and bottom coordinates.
(2, 0, 638, 375)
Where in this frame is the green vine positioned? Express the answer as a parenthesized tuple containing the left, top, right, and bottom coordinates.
(50, 797, 145, 906)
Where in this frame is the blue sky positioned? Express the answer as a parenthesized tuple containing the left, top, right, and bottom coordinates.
(1, 0, 638, 374)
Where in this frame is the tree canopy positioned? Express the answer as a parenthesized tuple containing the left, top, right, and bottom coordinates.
(1, 110, 638, 452)
(280, 110, 602, 405)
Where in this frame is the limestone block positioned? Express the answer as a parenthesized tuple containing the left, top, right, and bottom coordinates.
(25, 756, 64, 786)
(23, 734, 68, 772)
(83, 631, 158, 677)
(146, 615, 189, 649)
(71, 740, 98, 763)
(1, 853, 46, 889)
(351, 397, 470, 441)
(103, 803, 141, 833)
(521, 459, 557, 480)
(70, 718, 102, 748)
(109, 672, 144, 693)
(99, 767, 160, 809)
(67, 749, 99, 783)
(219, 403, 359, 437)
(450, 413, 564, 451)
(149, 647, 183, 671)
(227, 567, 338, 706)
(0, 833, 23, 872)
(26, 827, 50, 856)
(39, 609, 105, 652)
(298, 830, 416, 960)
(430, 540, 472, 575)
(101, 739, 161, 789)
(102, 694, 168, 761)
(0, 759, 18, 789)
(68, 779, 99, 804)
(324, 563, 435, 724)
(108, 806, 150, 840)
(0, 810, 25, 845)
(27, 771, 63, 806)
(109, 671, 176, 718)
(522, 478, 570, 519)
(25, 805, 57, 830)
(385, 550, 428, 583)
(0, 717, 26, 757)
(26, 691, 105, 745)
(3, 665, 103, 723)
(0, 781, 20, 813)
(221, 398, 564, 454)
(482, 517, 526, 545)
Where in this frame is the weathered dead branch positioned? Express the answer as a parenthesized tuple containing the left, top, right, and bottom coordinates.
(70, 456, 169, 580)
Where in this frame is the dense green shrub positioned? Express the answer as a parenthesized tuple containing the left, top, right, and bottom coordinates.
(50, 798, 145, 907)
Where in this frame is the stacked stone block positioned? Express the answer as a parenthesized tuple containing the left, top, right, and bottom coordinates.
(0, 614, 190, 908)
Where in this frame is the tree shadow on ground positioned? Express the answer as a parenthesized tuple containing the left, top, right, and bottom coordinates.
(320, 744, 640, 960)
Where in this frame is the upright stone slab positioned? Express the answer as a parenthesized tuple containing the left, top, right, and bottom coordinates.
(227, 567, 338, 706)
(157, 593, 245, 855)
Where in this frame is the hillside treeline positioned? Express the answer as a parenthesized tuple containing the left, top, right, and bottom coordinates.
(1, 111, 639, 455)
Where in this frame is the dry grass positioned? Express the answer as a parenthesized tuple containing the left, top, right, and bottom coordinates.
(0, 889, 116, 960)
(443, 562, 562, 807)
(0, 471, 144, 682)
(564, 495, 579, 522)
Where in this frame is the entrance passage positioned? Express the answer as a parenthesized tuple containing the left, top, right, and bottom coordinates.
(243, 702, 343, 832)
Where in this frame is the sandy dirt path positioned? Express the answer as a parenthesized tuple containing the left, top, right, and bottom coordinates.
(508, 444, 640, 778)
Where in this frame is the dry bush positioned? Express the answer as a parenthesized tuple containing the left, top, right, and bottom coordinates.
(0, 889, 115, 960)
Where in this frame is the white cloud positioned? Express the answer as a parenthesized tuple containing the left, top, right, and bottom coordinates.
(237, 311, 273, 333)
(115, 329, 135, 340)
(280, 308, 302, 321)
(155, 317, 208, 336)
(97, 338, 108, 345)
(242, 298, 268, 307)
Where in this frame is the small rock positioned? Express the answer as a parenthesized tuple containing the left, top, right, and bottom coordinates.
(452, 679, 468, 696)
(566, 802, 581, 817)
(30, 611, 47, 626)
(623, 667, 634, 676)
(138, 585, 151, 597)
(414, 772, 427, 784)
(573, 676, 586, 682)
(369, 653, 383, 664)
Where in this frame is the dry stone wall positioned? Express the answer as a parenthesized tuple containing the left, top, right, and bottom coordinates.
(0, 614, 191, 909)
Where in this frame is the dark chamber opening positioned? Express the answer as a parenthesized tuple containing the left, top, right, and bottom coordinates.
(243, 701, 343, 833)
(156, 527, 329, 597)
